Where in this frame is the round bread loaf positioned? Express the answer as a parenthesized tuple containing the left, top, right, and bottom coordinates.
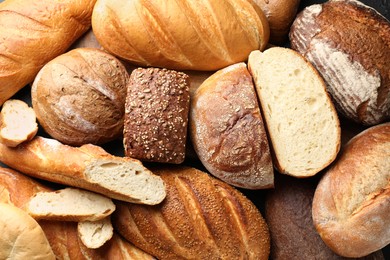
(312, 122, 390, 258)
(0, 202, 56, 260)
(92, 0, 269, 71)
(289, 0, 390, 125)
(31, 48, 128, 146)
(113, 166, 270, 260)
(190, 62, 273, 189)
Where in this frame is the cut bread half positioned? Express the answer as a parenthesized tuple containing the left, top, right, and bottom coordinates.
(78, 217, 113, 249)
(0, 99, 38, 147)
(26, 187, 115, 222)
(248, 48, 341, 177)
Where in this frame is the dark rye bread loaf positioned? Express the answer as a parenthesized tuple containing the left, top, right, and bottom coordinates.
(289, 0, 390, 125)
(124, 68, 190, 164)
(113, 166, 270, 260)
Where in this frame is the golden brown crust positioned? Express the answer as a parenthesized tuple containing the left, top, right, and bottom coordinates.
(113, 166, 270, 260)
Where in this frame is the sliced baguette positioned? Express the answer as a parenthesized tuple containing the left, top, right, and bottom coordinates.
(78, 217, 114, 249)
(248, 48, 341, 177)
(0, 136, 166, 205)
(26, 187, 115, 222)
(0, 99, 38, 147)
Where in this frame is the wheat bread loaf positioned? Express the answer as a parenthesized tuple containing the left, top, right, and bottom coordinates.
(248, 47, 341, 177)
(0, 0, 96, 105)
(92, 0, 269, 71)
(78, 217, 113, 249)
(289, 0, 390, 125)
(312, 122, 390, 258)
(0, 136, 166, 205)
(190, 62, 273, 189)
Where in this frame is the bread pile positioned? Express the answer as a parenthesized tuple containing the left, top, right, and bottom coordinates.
(0, 0, 388, 259)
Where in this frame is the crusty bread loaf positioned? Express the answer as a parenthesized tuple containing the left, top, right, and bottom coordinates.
(0, 99, 37, 147)
(248, 48, 341, 177)
(78, 218, 113, 249)
(26, 188, 116, 222)
(31, 48, 129, 146)
(0, 202, 56, 260)
(312, 122, 390, 258)
(265, 174, 385, 260)
(289, 0, 390, 125)
(190, 62, 273, 189)
(0, 0, 96, 105)
(113, 166, 270, 260)
(0, 136, 166, 205)
(253, 0, 301, 45)
(124, 67, 190, 164)
(92, 0, 269, 71)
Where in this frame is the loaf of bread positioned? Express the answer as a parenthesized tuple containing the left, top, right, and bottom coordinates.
(253, 0, 301, 45)
(124, 67, 190, 164)
(312, 122, 390, 258)
(113, 166, 270, 260)
(289, 0, 390, 125)
(0, 202, 56, 260)
(265, 174, 385, 260)
(0, 136, 166, 205)
(31, 48, 129, 146)
(248, 47, 341, 177)
(92, 0, 269, 71)
(0, 0, 96, 105)
(190, 63, 273, 189)
(0, 99, 38, 147)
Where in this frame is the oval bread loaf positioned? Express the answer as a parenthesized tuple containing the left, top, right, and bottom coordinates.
(312, 122, 390, 258)
(92, 0, 269, 71)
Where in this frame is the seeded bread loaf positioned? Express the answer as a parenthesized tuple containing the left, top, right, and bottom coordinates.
(124, 67, 190, 164)
(289, 0, 390, 125)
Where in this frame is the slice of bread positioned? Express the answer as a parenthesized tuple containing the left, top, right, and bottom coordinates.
(26, 187, 115, 221)
(0, 99, 38, 147)
(248, 47, 341, 177)
(78, 217, 113, 249)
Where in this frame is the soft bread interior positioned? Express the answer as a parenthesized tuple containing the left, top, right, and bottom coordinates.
(78, 217, 113, 249)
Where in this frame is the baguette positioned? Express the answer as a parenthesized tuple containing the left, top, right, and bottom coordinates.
(78, 218, 114, 249)
(0, 136, 166, 205)
(0, 0, 96, 105)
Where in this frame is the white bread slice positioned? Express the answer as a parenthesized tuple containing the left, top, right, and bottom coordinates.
(26, 187, 115, 222)
(78, 217, 113, 249)
(248, 48, 341, 177)
(0, 99, 38, 147)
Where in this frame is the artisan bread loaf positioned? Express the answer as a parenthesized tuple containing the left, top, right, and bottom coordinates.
(313, 122, 390, 258)
(289, 0, 390, 125)
(248, 48, 341, 177)
(113, 166, 270, 260)
(124, 67, 190, 164)
(31, 48, 129, 146)
(190, 62, 273, 189)
(0, 136, 166, 205)
(78, 218, 113, 249)
(0, 203, 56, 260)
(92, 0, 269, 71)
(0, 0, 96, 105)
(0, 99, 37, 147)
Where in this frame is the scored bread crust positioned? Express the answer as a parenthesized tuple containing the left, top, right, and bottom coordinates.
(113, 166, 270, 260)
(92, 0, 269, 71)
(190, 62, 274, 189)
(312, 122, 390, 258)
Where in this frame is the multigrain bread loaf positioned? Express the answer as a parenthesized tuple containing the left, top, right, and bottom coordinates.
(265, 174, 385, 260)
(248, 48, 341, 177)
(0, 0, 96, 105)
(0, 99, 38, 147)
(92, 0, 269, 71)
(312, 122, 390, 258)
(0, 136, 166, 205)
(190, 63, 273, 189)
(113, 166, 270, 260)
(124, 67, 190, 164)
(0, 202, 56, 260)
(289, 0, 390, 125)
(31, 48, 129, 146)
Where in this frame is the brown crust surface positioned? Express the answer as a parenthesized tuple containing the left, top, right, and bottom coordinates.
(124, 67, 190, 164)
